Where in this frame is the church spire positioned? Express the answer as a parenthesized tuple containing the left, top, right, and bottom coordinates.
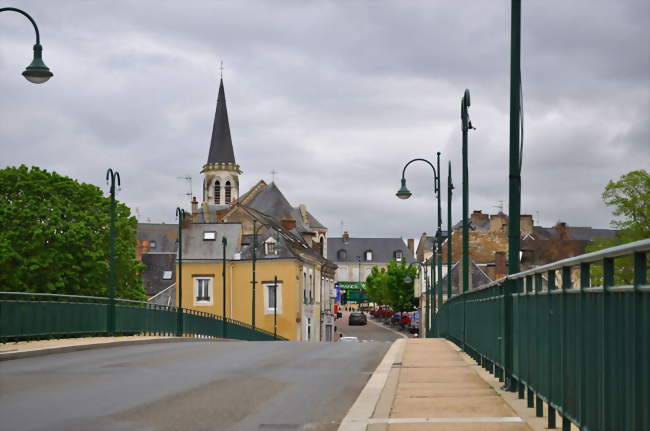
(207, 78, 236, 165)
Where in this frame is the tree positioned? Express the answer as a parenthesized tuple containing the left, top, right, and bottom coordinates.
(0, 165, 145, 300)
(587, 169, 649, 284)
(365, 259, 417, 312)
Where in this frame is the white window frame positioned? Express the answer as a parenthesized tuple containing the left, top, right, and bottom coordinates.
(263, 281, 282, 314)
(365, 250, 372, 261)
(203, 231, 216, 241)
(194, 277, 213, 305)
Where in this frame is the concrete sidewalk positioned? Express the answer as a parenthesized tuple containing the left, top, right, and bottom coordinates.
(340, 338, 533, 431)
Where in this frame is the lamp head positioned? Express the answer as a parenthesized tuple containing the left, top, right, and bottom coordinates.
(22, 44, 53, 84)
(396, 178, 412, 200)
(403, 275, 413, 284)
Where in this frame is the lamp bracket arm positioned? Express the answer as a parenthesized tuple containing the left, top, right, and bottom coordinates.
(0, 7, 41, 44)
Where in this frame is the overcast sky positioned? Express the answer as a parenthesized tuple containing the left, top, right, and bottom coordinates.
(1, 1, 648, 241)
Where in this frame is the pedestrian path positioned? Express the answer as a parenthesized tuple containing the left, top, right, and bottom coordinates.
(339, 338, 532, 431)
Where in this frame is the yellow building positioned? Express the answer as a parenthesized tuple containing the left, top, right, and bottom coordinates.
(175, 77, 336, 341)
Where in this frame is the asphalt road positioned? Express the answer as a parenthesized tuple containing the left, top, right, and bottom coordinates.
(0, 327, 398, 431)
(335, 311, 404, 342)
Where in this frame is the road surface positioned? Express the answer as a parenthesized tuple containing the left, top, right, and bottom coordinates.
(0, 324, 399, 431)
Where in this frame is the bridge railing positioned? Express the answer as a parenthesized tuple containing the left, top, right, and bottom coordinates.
(437, 239, 649, 431)
(0, 291, 285, 342)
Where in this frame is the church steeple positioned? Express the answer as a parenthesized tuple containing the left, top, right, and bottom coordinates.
(207, 79, 236, 165)
(202, 76, 242, 206)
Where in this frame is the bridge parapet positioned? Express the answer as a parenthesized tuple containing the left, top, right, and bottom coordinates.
(437, 238, 649, 431)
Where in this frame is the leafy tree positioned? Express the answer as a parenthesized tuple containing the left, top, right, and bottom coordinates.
(587, 169, 649, 284)
(0, 165, 145, 300)
(365, 259, 418, 312)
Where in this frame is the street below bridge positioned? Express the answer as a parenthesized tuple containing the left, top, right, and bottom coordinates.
(0, 321, 400, 431)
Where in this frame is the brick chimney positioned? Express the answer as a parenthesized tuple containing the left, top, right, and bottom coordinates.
(494, 251, 506, 279)
(555, 222, 569, 240)
(280, 216, 297, 231)
(342, 231, 350, 244)
(520, 214, 533, 236)
(407, 238, 415, 254)
(471, 210, 489, 229)
(191, 197, 198, 223)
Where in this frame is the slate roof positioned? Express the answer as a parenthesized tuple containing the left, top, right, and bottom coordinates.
(137, 223, 178, 253)
(148, 284, 175, 307)
(327, 237, 416, 264)
(207, 79, 236, 164)
(532, 226, 618, 241)
(141, 253, 176, 297)
(245, 182, 317, 233)
(181, 223, 242, 260)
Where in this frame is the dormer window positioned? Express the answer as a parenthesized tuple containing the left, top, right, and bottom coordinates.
(203, 231, 216, 241)
(337, 249, 347, 261)
(149, 241, 157, 249)
(364, 250, 373, 261)
(394, 250, 403, 262)
(264, 237, 277, 256)
(162, 270, 172, 280)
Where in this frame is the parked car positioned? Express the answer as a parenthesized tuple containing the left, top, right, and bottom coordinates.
(348, 312, 367, 326)
(339, 336, 359, 343)
(408, 311, 420, 334)
(390, 312, 401, 326)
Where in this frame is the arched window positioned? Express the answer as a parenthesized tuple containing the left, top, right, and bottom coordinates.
(365, 250, 373, 261)
(225, 181, 232, 204)
(214, 180, 221, 204)
(337, 249, 347, 261)
(319, 237, 324, 256)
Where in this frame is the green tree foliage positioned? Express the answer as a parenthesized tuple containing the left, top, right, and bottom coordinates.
(0, 165, 145, 300)
(587, 169, 649, 284)
(365, 259, 418, 312)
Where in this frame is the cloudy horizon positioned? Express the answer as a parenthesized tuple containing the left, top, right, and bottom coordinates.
(1, 1, 648, 241)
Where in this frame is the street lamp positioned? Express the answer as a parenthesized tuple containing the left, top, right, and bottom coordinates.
(251, 219, 282, 331)
(273, 275, 278, 340)
(0, 8, 53, 83)
(105, 168, 120, 337)
(175, 207, 185, 337)
(447, 161, 454, 300)
(222, 235, 227, 338)
(461, 89, 475, 350)
(396, 155, 442, 337)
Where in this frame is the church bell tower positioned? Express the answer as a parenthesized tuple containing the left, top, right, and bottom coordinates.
(202, 78, 241, 206)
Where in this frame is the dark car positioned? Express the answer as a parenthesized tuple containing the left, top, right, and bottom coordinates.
(348, 312, 367, 326)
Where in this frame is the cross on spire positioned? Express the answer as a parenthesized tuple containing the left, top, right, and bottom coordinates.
(271, 169, 277, 183)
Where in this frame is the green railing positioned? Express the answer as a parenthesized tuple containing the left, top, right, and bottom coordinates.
(437, 239, 649, 431)
(0, 292, 285, 342)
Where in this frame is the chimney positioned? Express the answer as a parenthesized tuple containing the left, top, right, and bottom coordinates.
(490, 212, 508, 232)
(555, 222, 569, 240)
(520, 214, 533, 236)
(471, 210, 489, 229)
(280, 216, 297, 231)
(407, 238, 415, 253)
(342, 231, 350, 244)
(191, 197, 198, 223)
(494, 251, 506, 279)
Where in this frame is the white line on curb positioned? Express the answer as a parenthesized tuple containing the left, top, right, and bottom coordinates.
(367, 416, 524, 424)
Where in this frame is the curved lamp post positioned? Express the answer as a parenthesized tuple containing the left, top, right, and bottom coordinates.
(251, 219, 282, 331)
(396, 155, 442, 337)
(175, 207, 185, 337)
(461, 89, 475, 350)
(105, 168, 120, 336)
(0, 7, 53, 83)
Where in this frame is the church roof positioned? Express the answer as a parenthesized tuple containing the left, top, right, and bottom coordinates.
(207, 79, 236, 164)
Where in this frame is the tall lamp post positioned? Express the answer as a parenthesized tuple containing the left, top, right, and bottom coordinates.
(175, 207, 185, 337)
(419, 262, 431, 337)
(105, 169, 120, 337)
(0, 7, 53, 83)
(273, 275, 278, 340)
(461, 89, 475, 350)
(222, 235, 227, 338)
(396, 156, 441, 337)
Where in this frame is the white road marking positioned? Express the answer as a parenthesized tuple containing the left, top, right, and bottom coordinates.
(366, 417, 524, 424)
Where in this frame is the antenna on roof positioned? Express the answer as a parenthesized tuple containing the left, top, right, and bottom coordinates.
(493, 200, 504, 213)
(177, 176, 192, 200)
